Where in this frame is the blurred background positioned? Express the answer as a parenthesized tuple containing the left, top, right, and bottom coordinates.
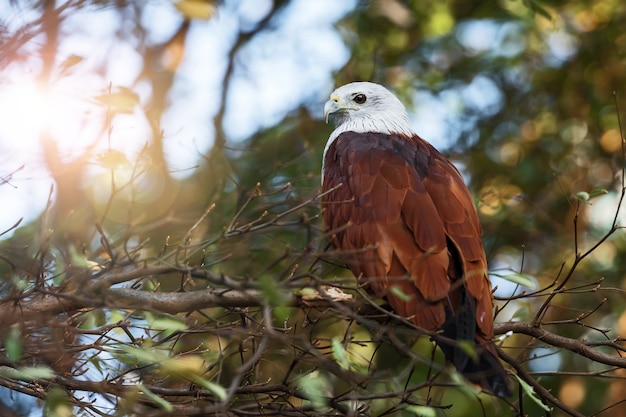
(1, 0, 626, 416)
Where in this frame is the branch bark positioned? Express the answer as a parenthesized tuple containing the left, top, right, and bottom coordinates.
(3, 274, 624, 417)
(3, 278, 624, 373)
(494, 321, 626, 368)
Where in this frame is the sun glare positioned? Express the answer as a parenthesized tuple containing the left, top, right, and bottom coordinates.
(0, 75, 104, 165)
(0, 70, 160, 233)
(0, 81, 48, 154)
(0, 70, 159, 173)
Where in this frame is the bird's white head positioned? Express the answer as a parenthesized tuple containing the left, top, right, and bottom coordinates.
(323, 82, 416, 147)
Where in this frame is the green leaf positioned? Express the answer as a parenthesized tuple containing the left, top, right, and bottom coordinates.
(406, 405, 437, 417)
(258, 275, 287, 307)
(116, 345, 166, 365)
(68, 245, 93, 269)
(296, 288, 317, 297)
(273, 305, 290, 322)
(0, 365, 55, 381)
(449, 371, 480, 396)
(523, 0, 553, 21)
(149, 316, 188, 337)
(297, 371, 329, 412)
(203, 350, 221, 365)
(5, 325, 22, 362)
(87, 355, 104, 374)
(331, 337, 350, 370)
(389, 285, 412, 302)
(11, 277, 29, 291)
(491, 271, 536, 289)
(514, 374, 551, 411)
(45, 385, 72, 417)
(258, 275, 291, 321)
(510, 304, 532, 321)
(458, 340, 478, 362)
(576, 188, 608, 205)
(191, 376, 227, 400)
(138, 384, 174, 412)
(108, 309, 127, 325)
(79, 310, 106, 329)
(575, 191, 590, 203)
(589, 188, 608, 197)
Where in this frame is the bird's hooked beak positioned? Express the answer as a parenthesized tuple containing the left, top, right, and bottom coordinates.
(324, 94, 344, 124)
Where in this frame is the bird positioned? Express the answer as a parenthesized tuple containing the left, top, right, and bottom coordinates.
(321, 81, 511, 397)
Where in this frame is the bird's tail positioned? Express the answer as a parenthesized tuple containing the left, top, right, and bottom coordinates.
(435, 333, 511, 398)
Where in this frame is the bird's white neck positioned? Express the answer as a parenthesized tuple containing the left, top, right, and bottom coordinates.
(322, 115, 416, 183)
(323, 114, 415, 166)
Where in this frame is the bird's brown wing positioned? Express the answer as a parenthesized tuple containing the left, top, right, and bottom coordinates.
(323, 131, 510, 396)
(420, 140, 494, 338)
(322, 132, 455, 331)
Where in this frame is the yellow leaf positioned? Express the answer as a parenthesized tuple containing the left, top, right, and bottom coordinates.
(160, 355, 205, 375)
(97, 149, 129, 170)
(58, 54, 84, 75)
(95, 86, 139, 114)
(175, 0, 215, 20)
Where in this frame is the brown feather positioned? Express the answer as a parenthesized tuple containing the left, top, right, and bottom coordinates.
(323, 132, 453, 321)
(323, 131, 510, 396)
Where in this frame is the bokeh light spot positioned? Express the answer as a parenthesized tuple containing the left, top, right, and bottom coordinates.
(559, 377, 586, 409)
(500, 142, 521, 166)
(600, 129, 622, 153)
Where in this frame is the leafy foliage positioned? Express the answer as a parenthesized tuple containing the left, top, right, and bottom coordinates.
(1, 0, 626, 416)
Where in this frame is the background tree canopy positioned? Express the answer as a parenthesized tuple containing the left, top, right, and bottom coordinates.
(1, 0, 625, 416)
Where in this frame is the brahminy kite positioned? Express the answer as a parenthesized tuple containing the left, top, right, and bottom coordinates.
(322, 81, 510, 397)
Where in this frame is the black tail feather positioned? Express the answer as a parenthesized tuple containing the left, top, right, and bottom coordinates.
(462, 344, 512, 398)
(437, 289, 512, 397)
(434, 332, 511, 397)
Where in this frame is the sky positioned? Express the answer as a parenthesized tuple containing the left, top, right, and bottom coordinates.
(0, 0, 357, 237)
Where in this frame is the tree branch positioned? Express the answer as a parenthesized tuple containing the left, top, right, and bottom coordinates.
(494, 321, 626, 368)
(498, 349, 585, 417)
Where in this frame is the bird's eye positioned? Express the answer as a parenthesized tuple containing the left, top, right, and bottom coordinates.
(353, 94, 367, 104)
